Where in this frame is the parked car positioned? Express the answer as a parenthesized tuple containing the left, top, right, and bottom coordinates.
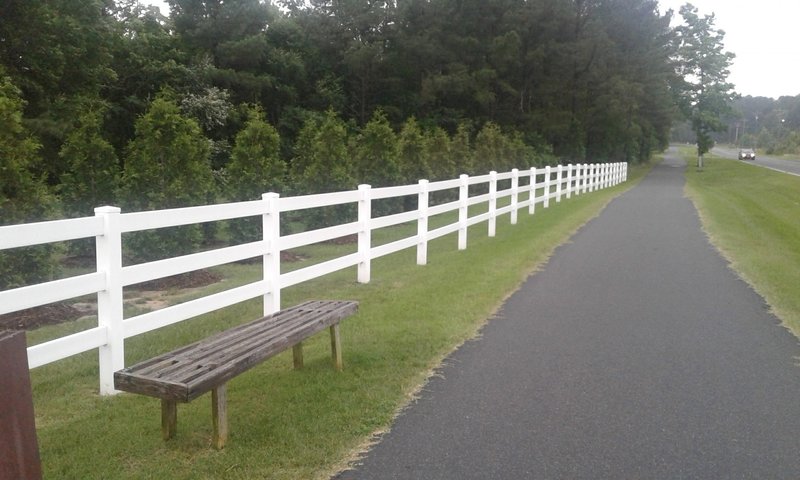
(738, 148, 756, 160)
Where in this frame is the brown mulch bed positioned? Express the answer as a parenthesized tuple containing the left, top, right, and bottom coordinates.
(326, 234, 357, 245)
(0, 303, 86, 331)
(2, 270, 225, 331)
(129, 269, 224, 291)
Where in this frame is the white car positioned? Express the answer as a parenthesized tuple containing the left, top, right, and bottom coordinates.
(738, 148, 756, 160)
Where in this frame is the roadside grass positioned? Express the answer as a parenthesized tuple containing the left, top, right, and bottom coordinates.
(682, 148, 800, 337)
(29, 165, 650, 479)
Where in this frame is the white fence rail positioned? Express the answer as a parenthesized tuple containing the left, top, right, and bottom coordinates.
(0, 162, 627, 394)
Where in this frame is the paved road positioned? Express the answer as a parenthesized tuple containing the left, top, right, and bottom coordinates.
(712, 145, 800, 176)
(336, 149, 800, 479)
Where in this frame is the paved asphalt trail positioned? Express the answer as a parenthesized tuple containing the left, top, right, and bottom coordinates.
(336, 149, 800, 479)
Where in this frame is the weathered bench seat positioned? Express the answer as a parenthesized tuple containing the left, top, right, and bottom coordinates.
(114, 300, 358, 448)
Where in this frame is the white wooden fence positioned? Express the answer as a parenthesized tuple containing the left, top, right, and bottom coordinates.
(0, 162, 627, 394)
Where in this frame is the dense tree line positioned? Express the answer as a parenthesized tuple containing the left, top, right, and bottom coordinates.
(722, 95, 800, 155)
(2, 0, 706, 287)
(670, 94, 800, 156)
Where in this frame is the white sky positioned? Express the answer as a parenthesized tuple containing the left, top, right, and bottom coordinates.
(658, 0, 800, 99)
(143, 0, 799, 99)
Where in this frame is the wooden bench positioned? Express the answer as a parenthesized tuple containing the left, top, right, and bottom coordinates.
(114, 300, 358, 449)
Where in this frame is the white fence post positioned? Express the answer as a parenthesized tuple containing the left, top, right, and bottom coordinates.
(417, 179, 429, 265)
(584, 164, 590, 193)
(590, 164, 597, 192)
(262, 193, 281, 315)
(529, 167, 537, 215)
(603, 163, 608, 189)
(95, 206, 123, 396)
(458, 174, 469, 250)
(580, 164, 586, 193)
(488, 171, 498, 237)
(555, 165, 563, 202)
(582, 164, 588, 193)
(566, 164, 573, 199)
(510, 168, 519, 225)
(358, 184, 372, 283)
(544, 166, 551, 208)
(597, 164, 602, 190)
(624, 162, 629, 181)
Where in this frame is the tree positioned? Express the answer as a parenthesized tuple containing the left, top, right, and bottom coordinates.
(397, 118, 431, 184)
(0, 72, 60, 288)
(59, 108, 120, 217)
(450, 122, 474, 175)
(104, 2, 193, 154)
(0, 0, 117, 180)
(474, 122, 510, 173)
(122, 94, 213, 261)
(672, 3, 737, 168)
(226, 107, 285, 242)
(425, 127, 455, 181)
(292, 110, 355, 227)
(353, 110, 400, 215)
(353, 110, 399, 188)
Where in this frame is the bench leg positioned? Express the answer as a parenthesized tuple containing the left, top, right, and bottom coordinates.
(161, 399, 177, 441)
(330, 324, 343, 371)
(293, 343, 304, 369)
(212, 384, 228, 449)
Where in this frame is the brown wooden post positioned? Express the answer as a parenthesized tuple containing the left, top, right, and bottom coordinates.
(161, 399, 177, 440)
(330, 324, 343, 371)
(211, 385, 228, 449)
(292, 343, 304, 369)
(0, 330, 43, 480)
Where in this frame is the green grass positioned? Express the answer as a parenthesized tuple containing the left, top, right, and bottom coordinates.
(682, 148, 800, 337)
(29, 166, 650, 479)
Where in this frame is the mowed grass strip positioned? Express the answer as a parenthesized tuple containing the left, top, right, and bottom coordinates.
(29, 165, 648, 479)
(683, 149, 800, 337)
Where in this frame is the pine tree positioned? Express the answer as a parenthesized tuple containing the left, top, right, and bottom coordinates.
(450, 123, 474, 176)
(397, 117, 432, 184)
(59, 109, 120, 217)
(425, 127, 455, 181)
(353, 110, 400, 188)
(226, 106, 285, 242)
(122, 94, 213, 261)
(0, 72, 60, 288)
(353, 110, 401, 215)
(292, 110, 355, 227)
(474, 122, 510, 173)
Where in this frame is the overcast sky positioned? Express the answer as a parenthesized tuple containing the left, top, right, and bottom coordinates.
(659, 0, 800, 99)
(143, 0, 799, 99)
